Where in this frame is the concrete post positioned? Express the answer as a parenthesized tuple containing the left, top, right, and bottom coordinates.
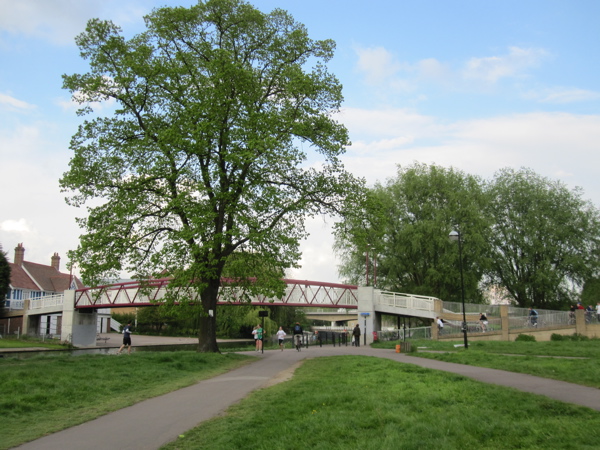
(357, 286, 376, 345)
(22, 299, 39, 336)
(500, 305, 509, 341)
(575, 309, 586, 335)
(61, 290, 98, 347)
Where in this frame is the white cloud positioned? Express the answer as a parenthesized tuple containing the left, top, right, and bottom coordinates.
(0, 219, 30, 233)
(338, 108, 600, 198)
(0, 0, 151, 45)
(0, 92, 35, 111)
(526, 87, 600, 104)
(354, 45, 405, 85)
(462, 46, 549, 83)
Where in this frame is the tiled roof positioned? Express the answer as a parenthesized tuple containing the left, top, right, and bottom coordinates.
(10, 261, 84, 293)
(8, 263, 38, 290)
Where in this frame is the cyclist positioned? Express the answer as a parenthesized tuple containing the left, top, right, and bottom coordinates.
(479, 312, 488, 332)
(528, 307, 538, 327)
(293, 322, 303, 351)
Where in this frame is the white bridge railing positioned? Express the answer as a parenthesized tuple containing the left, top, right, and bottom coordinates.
(29, 294, 65, 310)
(375, 291, 437, 312)
(74, 278, 359, 309)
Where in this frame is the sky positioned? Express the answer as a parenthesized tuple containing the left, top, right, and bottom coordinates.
(1, 0, 599, 285)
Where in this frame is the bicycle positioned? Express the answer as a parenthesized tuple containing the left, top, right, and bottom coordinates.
(294, 334, 302, 352)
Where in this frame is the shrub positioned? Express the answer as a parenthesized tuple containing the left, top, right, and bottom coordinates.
(515, 334, 536, 342)
(570, 333, 589, 341)
(551, 333, 565, 341)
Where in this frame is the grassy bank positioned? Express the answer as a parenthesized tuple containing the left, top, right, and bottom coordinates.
(373, 339, 600, 388)
(0, 351, 253, 449)
(162, 355, 600, 449)
(0, 337, 68, 350)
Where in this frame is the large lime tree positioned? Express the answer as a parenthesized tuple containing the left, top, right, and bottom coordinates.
(60, 0, 363, 352)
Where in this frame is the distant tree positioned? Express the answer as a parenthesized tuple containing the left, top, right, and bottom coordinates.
(485, 168, 600, 309)
(335, 163, 491, 302)
(60, 0, 362, 352)
(580, 278, 600, 309)
(0, 244, 11, 308)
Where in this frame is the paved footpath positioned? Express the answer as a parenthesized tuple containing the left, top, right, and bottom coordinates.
(16, 345, 600, 450)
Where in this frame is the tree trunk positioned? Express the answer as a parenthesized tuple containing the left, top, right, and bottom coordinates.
(196, 280, 220, 353)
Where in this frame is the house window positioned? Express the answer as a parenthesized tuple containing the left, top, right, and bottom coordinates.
(30, 291, 43, 299)
(8, 289, 23, 300)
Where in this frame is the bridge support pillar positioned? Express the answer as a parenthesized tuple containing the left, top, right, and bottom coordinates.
(357, 287, 379, 345)
(61, 290, 98, 347)
(22, 300, 40, 336)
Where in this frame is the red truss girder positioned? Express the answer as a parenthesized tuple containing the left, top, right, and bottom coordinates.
(75, 278, 358, 309)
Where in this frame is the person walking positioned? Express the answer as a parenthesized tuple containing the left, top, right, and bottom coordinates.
(276, 326, 286, 351)
(252, 325, 260, 352)
(352, 323, 361, 347)
(596, 302, 600, 322)
(253, 324, 263, 351)
(436, 317, 444, 335)
(117, 322, 133, 355)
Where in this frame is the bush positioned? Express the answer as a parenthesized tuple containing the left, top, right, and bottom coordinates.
(551, 333, 589, 342)
(515, 334, 536, 342)
(569, 333, 590, 341)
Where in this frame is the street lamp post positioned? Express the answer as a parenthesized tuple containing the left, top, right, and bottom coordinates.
(449, 230, 468, 349)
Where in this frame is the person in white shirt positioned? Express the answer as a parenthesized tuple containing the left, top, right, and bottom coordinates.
(276, 326, 287, 351)
(436, 317, 444, 335)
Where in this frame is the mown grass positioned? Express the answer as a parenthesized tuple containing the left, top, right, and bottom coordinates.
(0, 351, 253, 449)
(162, 355, 600, 450)
(0, 337, 68, 350)
(373, 338, 600, 388)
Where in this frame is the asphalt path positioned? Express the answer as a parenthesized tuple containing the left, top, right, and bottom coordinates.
(15, 341, 600, 450)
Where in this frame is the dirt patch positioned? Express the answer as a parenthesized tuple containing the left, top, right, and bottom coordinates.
(262, 360, 305, 388)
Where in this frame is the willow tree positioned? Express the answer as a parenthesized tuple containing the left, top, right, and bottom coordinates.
(60, 0, 362, 352)
(486, 168, 600, 309)
(335, 163, 491, 302)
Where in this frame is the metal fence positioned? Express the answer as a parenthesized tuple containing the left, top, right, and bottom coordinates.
(375, 326, 432, 341)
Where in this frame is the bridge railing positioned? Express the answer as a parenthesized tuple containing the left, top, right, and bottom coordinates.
(6, 299, 25, 310)
(29, 294, 65, 310)
(375, 291, 436, 312)
(75, 278, 358, 308)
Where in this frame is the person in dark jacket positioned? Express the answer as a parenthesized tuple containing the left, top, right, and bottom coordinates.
(352, 324, 361, 347)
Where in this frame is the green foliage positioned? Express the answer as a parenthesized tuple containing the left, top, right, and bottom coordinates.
(0, 244, 10, 305)
(580, 277, 600, 307)
(111, 312, 135, 331)
(335, 164, 600, 309)
(335, 163, 490, 302)
(552, 333, 589, 342)
(515, 334, 536, 342)
(60, 0, 363, 351)
(486, 168, 600, 309)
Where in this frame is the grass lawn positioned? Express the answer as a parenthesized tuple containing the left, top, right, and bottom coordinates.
(0, 351, 253, 449)
(373, 338, 600, 388)
(0, 337, 68, 350)
(162, 355, 600, 450)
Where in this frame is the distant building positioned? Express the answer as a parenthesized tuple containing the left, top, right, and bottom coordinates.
(1, 243, 110, 336)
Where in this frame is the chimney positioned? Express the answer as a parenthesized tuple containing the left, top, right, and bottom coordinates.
(14, 243, 25, 266)
(51, 252, 60, 271)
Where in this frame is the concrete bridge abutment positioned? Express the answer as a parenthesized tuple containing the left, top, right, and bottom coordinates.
(61, 290, 98, 347)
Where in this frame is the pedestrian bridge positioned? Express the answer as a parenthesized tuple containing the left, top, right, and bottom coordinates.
(25, 278, 438, 322)
(20, 279, 591, 348)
